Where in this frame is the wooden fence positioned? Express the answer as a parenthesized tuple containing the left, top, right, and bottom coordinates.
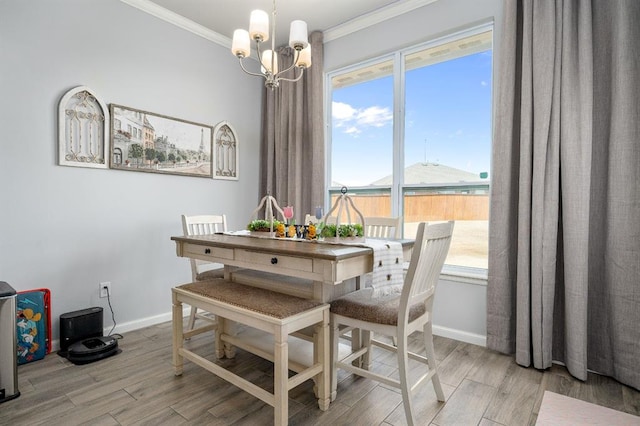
(330, 193, 489, 221)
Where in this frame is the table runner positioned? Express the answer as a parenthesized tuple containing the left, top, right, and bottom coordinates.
(359, 240, 404, 297)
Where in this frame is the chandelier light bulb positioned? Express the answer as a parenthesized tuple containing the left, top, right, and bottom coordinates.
(289, 20, 308, 50)
(231, 29, 250, 58)
(249, 10, 269, 42)
(261, 50, 279, 74)
(295, 45, 312, 68)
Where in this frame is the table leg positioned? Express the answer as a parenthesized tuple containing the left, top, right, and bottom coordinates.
(172, 293, 184, 376)
(274, 329, 288, 425)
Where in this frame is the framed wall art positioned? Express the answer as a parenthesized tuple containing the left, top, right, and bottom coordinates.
(213, 120, 239, 180)
(109, 104, 213, 178)
(58, 86, 109, 169)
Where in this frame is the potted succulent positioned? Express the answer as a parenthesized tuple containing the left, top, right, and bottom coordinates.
(247, 219, 281, 237)
(320, 223, 364, 242)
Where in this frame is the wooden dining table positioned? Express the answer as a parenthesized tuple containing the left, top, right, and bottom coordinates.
(171, 232, 414, 303)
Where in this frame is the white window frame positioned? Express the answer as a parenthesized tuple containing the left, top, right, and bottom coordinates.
(325, 23, 494, 276)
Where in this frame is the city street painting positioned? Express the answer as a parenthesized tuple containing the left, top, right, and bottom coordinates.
(109, 104, 213, 178)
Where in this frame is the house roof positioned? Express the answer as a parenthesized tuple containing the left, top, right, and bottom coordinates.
(370, 162, 486, 185)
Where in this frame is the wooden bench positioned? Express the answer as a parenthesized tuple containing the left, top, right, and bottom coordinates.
(172, 279, 330, 426)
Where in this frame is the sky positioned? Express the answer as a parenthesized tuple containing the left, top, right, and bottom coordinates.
(331, 50, 493, 187)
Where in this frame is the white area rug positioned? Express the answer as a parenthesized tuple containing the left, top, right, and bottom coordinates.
(536, 391, 640, 425)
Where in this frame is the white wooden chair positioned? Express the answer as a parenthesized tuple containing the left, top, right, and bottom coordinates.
(181, 214, 227, 331)
(364, 216, 401, 239)
(330, 221, 454, 425)
(304, 214, 337, 225)
(304, 213, 318, 224)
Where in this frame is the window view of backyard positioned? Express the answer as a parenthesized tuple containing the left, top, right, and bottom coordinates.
(329, 29, 493, 269)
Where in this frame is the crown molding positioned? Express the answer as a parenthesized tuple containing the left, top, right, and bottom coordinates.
(120, 0, 439, 47)
(120, 0, 231, 48)
(323, 0, 440, 43)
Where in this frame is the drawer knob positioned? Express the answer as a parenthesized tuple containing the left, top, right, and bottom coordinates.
(271, 257, 278, 265)
(204, 248, 211, 254)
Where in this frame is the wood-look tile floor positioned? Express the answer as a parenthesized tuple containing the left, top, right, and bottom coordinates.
(2, 320, 639, 425)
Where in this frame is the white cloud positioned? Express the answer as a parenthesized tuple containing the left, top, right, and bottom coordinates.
(332, 101, 392, 135)
(332, 101, 356, 127)
(481, 80, 488, 86)
(356, 106, 393, 127)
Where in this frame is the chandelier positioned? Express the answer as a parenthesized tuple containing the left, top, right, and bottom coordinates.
(230, 0, 311, 90)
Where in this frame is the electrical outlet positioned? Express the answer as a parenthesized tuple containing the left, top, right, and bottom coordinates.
(99, 282, 111, 298)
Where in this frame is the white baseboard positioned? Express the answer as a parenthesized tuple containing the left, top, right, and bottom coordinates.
(49, 309, 485, 352)
(433, 324, 486, 347)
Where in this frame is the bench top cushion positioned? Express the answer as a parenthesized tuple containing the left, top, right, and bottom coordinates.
(176, 279, 326, 319)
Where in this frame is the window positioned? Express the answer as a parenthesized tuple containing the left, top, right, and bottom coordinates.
(328, 27, 492, 269)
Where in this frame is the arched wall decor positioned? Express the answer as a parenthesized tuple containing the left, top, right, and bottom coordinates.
(58, 86, 109, 168)
(213, 120, 239, 180)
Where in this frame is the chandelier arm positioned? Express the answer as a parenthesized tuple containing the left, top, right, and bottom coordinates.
(237, 57, 268, 79)
(276, 68, 305, 83)
(254, 39, 263, 63)
(274, 49, 301, 78)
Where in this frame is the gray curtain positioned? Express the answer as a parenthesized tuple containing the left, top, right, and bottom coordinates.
(487, 0, 640, 390)
(259, 31, 325, 223)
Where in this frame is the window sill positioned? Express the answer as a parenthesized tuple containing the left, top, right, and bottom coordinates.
(440, 265, 488, 286)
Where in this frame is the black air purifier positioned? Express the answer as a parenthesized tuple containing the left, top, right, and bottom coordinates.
(58, 307, 120, 363)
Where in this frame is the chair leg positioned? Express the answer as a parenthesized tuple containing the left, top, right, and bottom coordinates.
(397, 332, 416, 426)
(361, 329, 372, 370)
(424, 322, 445, 402)
(187, 305, 197, 330)
(316, 314, 330, 411)
(330, 319, 339, 401)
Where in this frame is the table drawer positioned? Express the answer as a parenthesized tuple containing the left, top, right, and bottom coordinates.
(182, 243, 234, 261)
(236, 249, 313, 273)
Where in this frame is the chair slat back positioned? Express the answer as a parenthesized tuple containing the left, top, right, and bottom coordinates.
(304, 214, 338, 225)
(402, 221, 454, 312)
(183, 214, 227, 236)
(181, 214, 227, 279)
(364, 216, 401, 239)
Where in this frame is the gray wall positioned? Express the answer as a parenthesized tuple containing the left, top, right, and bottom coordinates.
(0, 0, 263, 342)
(324, 0, 503, 345)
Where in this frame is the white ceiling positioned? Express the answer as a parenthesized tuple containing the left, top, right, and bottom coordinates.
(123, 0, 438, 46)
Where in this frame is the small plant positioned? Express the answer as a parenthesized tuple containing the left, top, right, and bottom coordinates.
(320, 223, 364, 238)
(247, 219, 281, 232)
